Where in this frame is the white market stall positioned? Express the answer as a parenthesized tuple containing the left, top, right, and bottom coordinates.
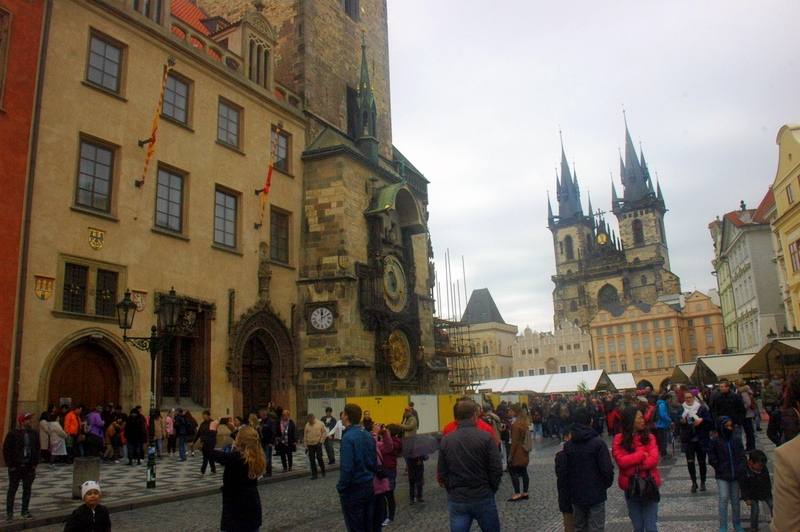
(607, 372, 637, 390)
(543, 370, 616, 394)
(695, 353, 756, 384)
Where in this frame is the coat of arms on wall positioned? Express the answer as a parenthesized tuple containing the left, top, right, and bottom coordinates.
(34, 275, 54, 300)
(131, 290, 147, 312)
(88, 228, 105, 250)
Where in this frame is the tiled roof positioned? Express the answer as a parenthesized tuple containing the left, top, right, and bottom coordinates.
(753, 187, 774, 222)
(171, 0, 211, 35)
(461, 288, 505, 325)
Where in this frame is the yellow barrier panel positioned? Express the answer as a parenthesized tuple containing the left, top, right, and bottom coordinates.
(437, 394, 464, 432)
(345, 395, 409, 427)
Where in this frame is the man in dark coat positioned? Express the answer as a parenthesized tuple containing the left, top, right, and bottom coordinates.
(3, 413, 40, 521)
(710, 378, 746, 427)
(563, 407, 614, 531)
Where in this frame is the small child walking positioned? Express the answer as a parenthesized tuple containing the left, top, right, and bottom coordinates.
(708, 416, 746, 532)
(738, 449, 773, 532)
(63, 480, 111, 532)
(408, 454, 427, 504)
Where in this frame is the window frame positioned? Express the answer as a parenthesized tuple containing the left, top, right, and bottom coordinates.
(154, 164, 186, 234)
(271, 128, 290, 173)
(55, 255, 125, 320)
(75, 135, 118, 216)
(343, 0, 360, 21)
(85, 30, 126, 95)
(217, 97, 243, 150)
(161, 70, 192, 126)
(790, 239, 800, 272)
(269, 208, 290, 264)
(213, 187, 239, 250)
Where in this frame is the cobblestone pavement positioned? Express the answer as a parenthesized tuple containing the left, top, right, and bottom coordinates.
(8, 431, 776, 531)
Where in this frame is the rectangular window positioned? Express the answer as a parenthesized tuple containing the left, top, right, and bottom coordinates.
(272, 129, 289, 172)
(654, 335, 662, 347)
(617, 325, 624, 333)
(573, 343, 580, 349)
(610, 360, 617, 372)
(788, 184, 795, 204)
(657, 356, 664, 368)
(597, 342, 604, 354)
(570, 364, 578, 373)
(528, 369, 535, 376)
(582, 363, 589, 371)
(618, 339, 625, 352)
(61, 259, 122, 317)
(689, 333, 696, 345)
(666, 334, 674, 346)
(606, 327, 613, 335)
(791, 240, 800, 272)
(518, 370, 524, 377)
(534, 348, 539, 354)
(641, 322, 648, 331)
(214, 189, 238, 248)
(668, 354, 676, 367)
(343, 0, 359, 21)
(687, 319, 694, 326)
(652, 321, 659, 329)
(643, 337, 650, 349)
(703, 317, 711, 325)
(645, 357, 652, 369)
(559, 366, 567, 374)
(630, 323, 637, 332)
(620, 360, 627, 371)
(217, 99, 241, 148)
(76, 138, 114, 213)
(705, 332, 713, 344)
(608, 341, 615, 352)
(634, 358, 642, 370)
(539, 368, 546, 375)
(155, 167, 184, 232)
(599, 361, 606, 370)
(632, 338, 640, 349)
(664, 319, 671, 327)
(270, 209, 289, 263)
(163, 72, 190, 124)
(595, 328, 603, 336)
(87, 33, 123, 93)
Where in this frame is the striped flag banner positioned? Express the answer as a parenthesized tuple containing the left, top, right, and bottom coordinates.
(135, 57, 176, 188)
(254, 124, 282, 229)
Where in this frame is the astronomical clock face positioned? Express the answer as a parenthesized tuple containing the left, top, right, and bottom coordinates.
(309, 306, 334, 332)
(387, 330, 412, 380)
(383, 256, 408, 313)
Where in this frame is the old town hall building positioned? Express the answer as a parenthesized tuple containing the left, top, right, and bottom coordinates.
(548, 123, 682, 330)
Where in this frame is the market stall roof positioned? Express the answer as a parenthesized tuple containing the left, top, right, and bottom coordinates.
(739, 338, 800, 377)
(474, 378, 510, 393)
(695, 353, 755, 383)
(607, 372, 636, 390)
(543, 370, 616, 394)
(671, 362, 697, 383)
(498, 374, 552, 394)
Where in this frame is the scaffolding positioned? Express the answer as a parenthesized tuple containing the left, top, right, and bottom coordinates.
(434, 318, 480, 394)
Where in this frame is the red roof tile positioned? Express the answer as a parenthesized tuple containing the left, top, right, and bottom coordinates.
(753, 187, 775, 223)
(171, 0, 211, 36)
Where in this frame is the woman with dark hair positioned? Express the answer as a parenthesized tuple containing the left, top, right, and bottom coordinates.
(780, 370, 800, 444)
(612, 406, 661, 532)
(679, 390, 712, 493)
(507, 403, 530, 502)
(210, 425, 267, 532)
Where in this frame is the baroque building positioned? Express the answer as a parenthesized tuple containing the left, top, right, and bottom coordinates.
(590, 291, 726, 390)
(709, 196, 785, 353)
(512, 321, 592, 377)
(549, 123, 681, 330)
(11, 0, 439, 426)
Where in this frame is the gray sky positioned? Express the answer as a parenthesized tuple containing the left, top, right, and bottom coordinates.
(386, 1, 800, 332)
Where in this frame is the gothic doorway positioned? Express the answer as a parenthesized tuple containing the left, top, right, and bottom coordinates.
(49, 341, 120, 409)
(241, 333, 274, 415)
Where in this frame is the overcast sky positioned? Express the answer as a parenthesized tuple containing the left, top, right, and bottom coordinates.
(386, 1, 800, 333)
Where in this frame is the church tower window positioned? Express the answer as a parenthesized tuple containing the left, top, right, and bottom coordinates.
(597, 284, 619, 311)
(564, 236, 574, 260)
(632, 219, 644, 245)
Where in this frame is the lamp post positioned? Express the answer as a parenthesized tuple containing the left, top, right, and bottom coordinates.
(116, 288, 183, 489)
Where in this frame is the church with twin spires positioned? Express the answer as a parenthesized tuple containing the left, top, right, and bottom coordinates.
(548, 122, 682, 330)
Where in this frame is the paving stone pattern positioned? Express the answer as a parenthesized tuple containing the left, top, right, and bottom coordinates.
(7, 432, 777, 531)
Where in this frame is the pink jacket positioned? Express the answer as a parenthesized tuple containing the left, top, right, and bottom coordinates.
(612, 432, 661, 491)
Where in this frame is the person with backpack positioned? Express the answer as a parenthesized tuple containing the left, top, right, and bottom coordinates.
(173, 408, 189, 461)
(480, 403, 502, 450)
(507, 404, 530, 502)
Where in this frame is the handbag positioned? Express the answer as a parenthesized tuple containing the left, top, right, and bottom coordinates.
(625, 465, 660, 502)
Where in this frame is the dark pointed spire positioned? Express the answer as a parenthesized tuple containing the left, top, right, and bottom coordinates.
(547, 191, 554, 227)
(656, 179, 664, 201)
(587, 192, 594, 227)
(556, 133, 583, 220)
(355, 30, 378, 162)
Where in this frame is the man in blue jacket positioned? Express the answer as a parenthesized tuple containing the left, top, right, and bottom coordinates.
(563, 407, 614, 532)
(337, 403, 376, 532)
(655, 393, 674, 459)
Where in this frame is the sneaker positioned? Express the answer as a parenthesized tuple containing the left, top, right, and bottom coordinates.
(21, 512, 34, 519)
(195, 472, 204, 477)
(382, 518, 392, 526)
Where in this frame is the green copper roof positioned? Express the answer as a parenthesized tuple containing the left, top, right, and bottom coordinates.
(364, 181, 407, 215)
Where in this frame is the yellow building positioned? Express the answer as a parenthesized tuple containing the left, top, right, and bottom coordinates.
(771, 124, 800, 330)
(591, 291, 726, 390)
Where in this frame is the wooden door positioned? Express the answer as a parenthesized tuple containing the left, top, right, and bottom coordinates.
(241, 335, 272, 415)
(49, 343, 120, 409)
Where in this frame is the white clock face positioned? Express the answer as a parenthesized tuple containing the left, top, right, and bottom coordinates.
(310, 307, 334, 331)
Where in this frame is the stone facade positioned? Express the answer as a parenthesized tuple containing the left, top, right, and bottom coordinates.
(512, 322, 592, 377)
(591, 291, 726, 390)
(549, 126, 681, 330)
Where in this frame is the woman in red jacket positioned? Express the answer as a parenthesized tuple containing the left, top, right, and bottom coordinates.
(612, 406, 661, 532)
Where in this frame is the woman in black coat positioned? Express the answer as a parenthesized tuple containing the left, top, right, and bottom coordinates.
(124, 406, 147, 465)
(210, 425, 267, 532)
(275, 409, 296, 473)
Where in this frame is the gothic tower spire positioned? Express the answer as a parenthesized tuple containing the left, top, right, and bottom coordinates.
(556, 134, 583, 220)
(356, 30, 379, 162)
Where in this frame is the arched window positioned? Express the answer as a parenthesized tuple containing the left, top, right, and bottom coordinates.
(570, 300, 578, 312)
(597, 284, 620, 311)
(482, 342, 489, 354)
(484, 367, 491, 380)
(248, 38, 270, 88)
(632, 219, 644, 245)
(564, 236, 574, 260)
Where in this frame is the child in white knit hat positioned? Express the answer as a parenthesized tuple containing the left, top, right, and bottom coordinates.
(63, 480, 111, 531)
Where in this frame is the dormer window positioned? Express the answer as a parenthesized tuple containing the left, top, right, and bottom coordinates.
(248, 36, 270, 88)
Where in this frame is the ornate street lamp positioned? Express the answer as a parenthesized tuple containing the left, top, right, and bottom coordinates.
(116, 288, 183, 409)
